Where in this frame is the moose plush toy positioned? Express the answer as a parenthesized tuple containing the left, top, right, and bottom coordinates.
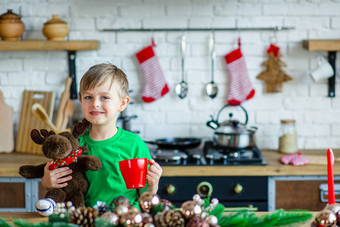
(19, 119, 101, 215)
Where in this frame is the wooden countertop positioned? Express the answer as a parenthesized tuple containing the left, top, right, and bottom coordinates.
(0, 212, 315, 226)
(0, 212, 47, 225)
(0, 150, 338, 177)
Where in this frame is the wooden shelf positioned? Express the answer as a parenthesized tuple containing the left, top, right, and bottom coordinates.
(303, 39, 339, 97)
(303, 40, 340, 51)
(0, 40, 100, 99)
(0, 40, 99, 51)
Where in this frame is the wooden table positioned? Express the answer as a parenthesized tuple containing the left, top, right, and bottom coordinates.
(0, 212, 316, 226)
(0, 212, 47, 225)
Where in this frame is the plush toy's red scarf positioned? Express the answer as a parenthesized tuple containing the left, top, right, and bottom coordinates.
(49, 149, 83, 170)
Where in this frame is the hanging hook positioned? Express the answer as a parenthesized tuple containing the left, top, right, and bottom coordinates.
(150, 29, 156, 47)
(209, 31, 215, 59)
(270, 27, 278, 45)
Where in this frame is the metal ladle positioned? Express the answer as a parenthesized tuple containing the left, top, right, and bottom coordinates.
(206, 33, 218, 99)
(175, 35, 188, 99)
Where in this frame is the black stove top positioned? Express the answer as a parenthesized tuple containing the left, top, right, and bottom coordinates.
(150, 141, 266, 166)
(203, 141, 266, 166)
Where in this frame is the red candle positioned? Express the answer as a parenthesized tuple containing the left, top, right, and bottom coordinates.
(327, 148, 335, 204)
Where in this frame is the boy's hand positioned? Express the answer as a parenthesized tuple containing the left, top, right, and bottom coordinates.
(146, 159, 162, 194)
(41, 161, 73, 190)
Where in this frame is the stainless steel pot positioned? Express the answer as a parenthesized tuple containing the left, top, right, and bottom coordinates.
(206, 104, 257, 148)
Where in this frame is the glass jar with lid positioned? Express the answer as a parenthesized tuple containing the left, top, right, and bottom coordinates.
(278, 119, 298, 154)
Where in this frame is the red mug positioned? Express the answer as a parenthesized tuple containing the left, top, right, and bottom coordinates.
(119, 158, 148, 189)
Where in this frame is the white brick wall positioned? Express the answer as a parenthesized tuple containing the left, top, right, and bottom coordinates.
(0, 0, 340, 150)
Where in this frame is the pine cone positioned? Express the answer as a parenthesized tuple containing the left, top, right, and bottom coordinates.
(154, 209, 185, 227)
(69, 207, 99, 227)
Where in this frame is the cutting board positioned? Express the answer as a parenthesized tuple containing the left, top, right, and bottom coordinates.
(15, 90, 55, 155)
(0, 90, 14, 153)
(304, 155, 340, 165)
(55, 77, 72, 130)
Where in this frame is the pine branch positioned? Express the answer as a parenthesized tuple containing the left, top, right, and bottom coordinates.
(0, 218, 12, 227)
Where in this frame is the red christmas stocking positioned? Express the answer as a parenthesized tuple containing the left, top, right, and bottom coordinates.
(224, 38, 255, 105)
(136, 43, 169, 103)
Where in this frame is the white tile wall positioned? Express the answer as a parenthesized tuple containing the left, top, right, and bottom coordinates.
(0, 0, 340, 150)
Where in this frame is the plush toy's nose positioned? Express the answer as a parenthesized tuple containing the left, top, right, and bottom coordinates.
(42, 135, 72, 160)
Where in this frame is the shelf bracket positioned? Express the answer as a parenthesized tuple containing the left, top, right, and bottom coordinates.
(68, 51, 78, 99)
(328, 51, 336, 97)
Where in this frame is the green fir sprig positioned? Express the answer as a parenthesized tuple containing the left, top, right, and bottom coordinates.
(218, 209, 313, 227)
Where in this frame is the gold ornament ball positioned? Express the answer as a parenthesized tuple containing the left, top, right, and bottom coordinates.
(111, 196, 131, 211)
(187, 216, 210, 227)
(180, 200, 202, 220)
(116, 205, 129, 216)
(142, 213, 153, 224)
(314, 209, 336, 227)
(100, 212, 120, 225)
(205, 215, 218, 225)
(138, 191, 160, 213)
(119, 209, 143, 227)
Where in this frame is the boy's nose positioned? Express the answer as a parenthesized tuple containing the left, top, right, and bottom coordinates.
(92, 99, 100, 107)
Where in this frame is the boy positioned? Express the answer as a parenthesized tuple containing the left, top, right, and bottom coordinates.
(41, 63, 162, 210)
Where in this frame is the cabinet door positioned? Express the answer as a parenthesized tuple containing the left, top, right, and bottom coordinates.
(275, 180, 340, 211)
(0, 182, 25, 208)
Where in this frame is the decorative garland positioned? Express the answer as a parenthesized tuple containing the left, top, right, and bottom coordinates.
(0, 193, 313, 227)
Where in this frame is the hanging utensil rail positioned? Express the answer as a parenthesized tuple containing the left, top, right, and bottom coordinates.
(100, 26, 294, 32)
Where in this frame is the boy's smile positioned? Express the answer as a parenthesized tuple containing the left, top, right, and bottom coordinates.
(90, 111, 104, 116)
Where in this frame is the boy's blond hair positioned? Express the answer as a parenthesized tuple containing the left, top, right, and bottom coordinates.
(79, 63, 129, 99)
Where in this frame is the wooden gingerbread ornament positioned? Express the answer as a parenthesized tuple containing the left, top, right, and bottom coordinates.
(257, 44, 292, 93)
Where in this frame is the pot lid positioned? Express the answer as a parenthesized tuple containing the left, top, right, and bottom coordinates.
(215, 120, 250, 134)
(0, 9, 22, 21)
(44, 15, 67, 25)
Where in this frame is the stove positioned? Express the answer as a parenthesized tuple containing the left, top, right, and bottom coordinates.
(203, 141, 266, 166)
(150, 141, 266, 166)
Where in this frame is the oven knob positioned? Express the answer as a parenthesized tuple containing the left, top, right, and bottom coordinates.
(166, 184, 176, 195)
(196, 181, 213, 198)
(234, 183, 243, 194)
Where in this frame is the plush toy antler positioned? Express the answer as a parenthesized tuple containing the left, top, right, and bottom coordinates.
(72, 118, 90, 139)
(31, 129, 55, 145)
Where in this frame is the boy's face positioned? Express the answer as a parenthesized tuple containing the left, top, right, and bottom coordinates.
(79, 79, 129, 126)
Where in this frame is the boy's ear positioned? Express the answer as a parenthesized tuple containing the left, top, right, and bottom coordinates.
(119, 96, 130, 112)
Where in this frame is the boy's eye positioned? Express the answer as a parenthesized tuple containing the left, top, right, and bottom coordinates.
(101, 96, 109, 100)
(84, 96, 92, 100)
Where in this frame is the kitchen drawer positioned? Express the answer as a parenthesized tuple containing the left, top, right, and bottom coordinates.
(275, 179, 340, 211)
(269, 176, 340, 212)
(0, 182, 25, 208)
(0, 177, 42, 212)
(158, 176, 268, 211)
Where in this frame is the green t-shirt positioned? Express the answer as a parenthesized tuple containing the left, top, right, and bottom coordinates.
(78, 127, 152, 209)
